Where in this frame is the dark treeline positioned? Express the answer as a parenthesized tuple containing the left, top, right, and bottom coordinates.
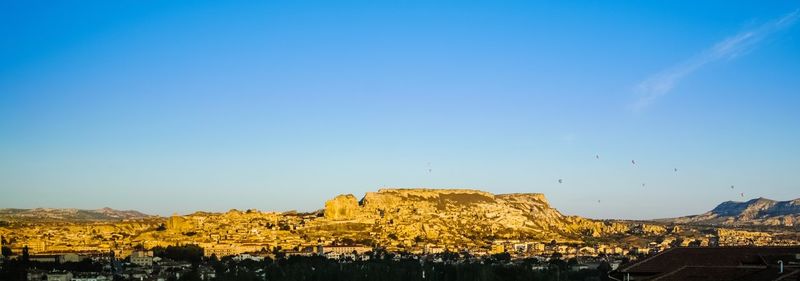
(151, 244, 205, 264)
(1, 249, 607, 281)
(0, 259, 104, 280)
(207, 255, 604, 281)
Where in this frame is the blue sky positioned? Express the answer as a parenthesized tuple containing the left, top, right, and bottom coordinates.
(1, 1, 799, 219)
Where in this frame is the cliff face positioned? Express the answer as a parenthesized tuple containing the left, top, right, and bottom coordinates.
(665, 197, 800, 227)
(322, 188, 630, 243)
(324, 194, 360, 220)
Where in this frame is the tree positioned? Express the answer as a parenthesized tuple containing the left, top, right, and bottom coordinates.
(521, 257, 540, 267)
(1, 246, 12, 256)
(567, 258, 579, 268)
(21, 246, 29, 263)
(273, 246, 286, 260)
(490, 252, 511, 263)
(442, 251, 459, 262)
(178, 269, 202, 281)
(153, 245, 204, 264)
(597, 260, 613, 281)
(549, 252, 567, 271)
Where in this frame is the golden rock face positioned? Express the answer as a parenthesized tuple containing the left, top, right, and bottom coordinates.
(4, 188, 796, 258)
(320, 188, 632, 244)
(166, 216, 193, 232)
(324, 194, 361, 220)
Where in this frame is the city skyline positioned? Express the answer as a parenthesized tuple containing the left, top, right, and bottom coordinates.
(2, 1, 800, 220)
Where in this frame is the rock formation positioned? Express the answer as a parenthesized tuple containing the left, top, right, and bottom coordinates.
(324, 194, 361, 220)
(662, 197, 800, 227)
(321, 188, 630, 244)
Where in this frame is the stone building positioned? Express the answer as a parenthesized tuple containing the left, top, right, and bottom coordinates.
(129, 250, 153, 267)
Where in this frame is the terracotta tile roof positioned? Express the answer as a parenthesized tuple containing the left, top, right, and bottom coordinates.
(649, 266, 799, 281)
(618, 247, 800, 274)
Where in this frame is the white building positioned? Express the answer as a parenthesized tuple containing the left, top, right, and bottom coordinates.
(129, 250, 154, 267)
(424, 244, 446, 255)
(59, 253, 84, 263)
(321, 245, 371, 256)
(232, 253, 264, 262)
(512, 243, 528, 253)
(72, 273, 111, 281)
(46, 271, 73, 281)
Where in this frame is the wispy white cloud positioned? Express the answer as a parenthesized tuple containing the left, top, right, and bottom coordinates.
(631, 9, 800, 111)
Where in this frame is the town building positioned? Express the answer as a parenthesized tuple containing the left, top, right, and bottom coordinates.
(424, 244, 446, 255)
(71, 272, 111, 281)
(59, 253, 85, 263)
(490, 244, 504, 254)
(204, 244, 237, 258)
(512, 243, 528, 253)
(25, 240, 47, 253)
(232, 253, 264, 262)
(613, 246, 800, 280)
(45, 271, 73, 281)
(129, 250, 153, 267)
(320, 245, 372, 256)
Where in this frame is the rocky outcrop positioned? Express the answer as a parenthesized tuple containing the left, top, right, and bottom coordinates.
(324, 194, 361, 220)
(628, 224, 667, 235)
(166, 215, 194, 232)
(321, 188, 630, 244)
(662, 197, 800, 227)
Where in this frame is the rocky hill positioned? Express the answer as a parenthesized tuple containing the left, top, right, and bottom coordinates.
(320, 188, 635, 246)
(0, 207, 152, 222)
(662, 197, 800, 227)
(7, 188, 783, 256)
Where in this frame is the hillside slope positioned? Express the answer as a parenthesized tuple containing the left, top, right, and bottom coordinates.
(662, 197, 800, 227)
(0, 207, 152, 222)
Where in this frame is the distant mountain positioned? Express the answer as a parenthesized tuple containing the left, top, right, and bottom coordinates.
(0, 207, 152, 222)
(662, 197, 800, 227)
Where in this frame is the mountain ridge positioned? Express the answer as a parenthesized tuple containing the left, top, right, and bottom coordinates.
(5, 189, 798, 253)
(661, 197, 800, 227)
(4, 192, 799, 228)
(0, 207, 152, 222)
